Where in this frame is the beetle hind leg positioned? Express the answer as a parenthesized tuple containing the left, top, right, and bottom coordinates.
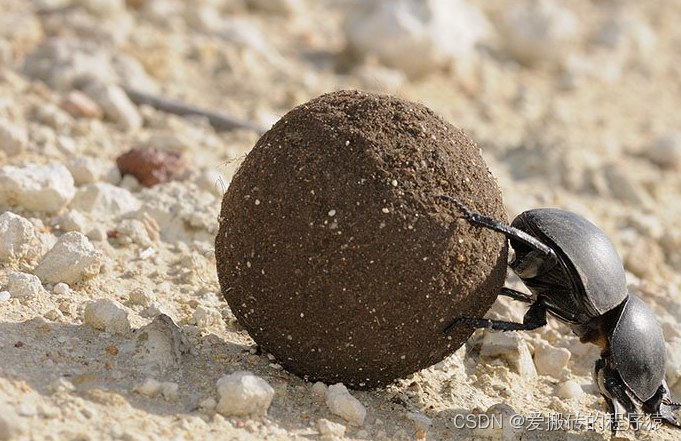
(643, 381, 681, 428)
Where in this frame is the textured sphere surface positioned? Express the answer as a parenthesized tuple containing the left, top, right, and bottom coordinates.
(215, 90, 508, 388)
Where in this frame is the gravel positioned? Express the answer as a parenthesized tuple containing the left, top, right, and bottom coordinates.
(34, 231, 103, 284)
(215, 371, 275, 417)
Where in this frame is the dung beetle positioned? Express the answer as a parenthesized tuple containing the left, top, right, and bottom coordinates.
(438, 195, 681, 434)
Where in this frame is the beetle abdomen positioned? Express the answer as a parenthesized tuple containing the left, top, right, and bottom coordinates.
(610, 294, 666, 402)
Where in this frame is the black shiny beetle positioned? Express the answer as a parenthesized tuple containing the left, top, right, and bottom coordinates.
(438, 195, 681, 433)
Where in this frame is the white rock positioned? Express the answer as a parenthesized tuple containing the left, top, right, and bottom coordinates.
(137, 181, 217, 242)
(199, 397, 217, 411)
(480, 331, 537, 379)
(34, 232, 102, 284)
(0, 291, 10, 302)
(0, 402, 25, 440)
(132, 314, 187, 374)
(128, 287, 154, 307)
(473, 403, 523, 441)
(84, 299, 130, 334)
(70, 183, 142, 219)
(116, 219, 153, 247)
(133, 378, 178, 400)
(215, 371, 275, 417)
(193, 305, 223, 330)
(7, 272, 46, 298)
(134, 378, 162, 397)
(312, 381, 328, 399)
(317, 418, 346, 438)
(325, 383, 366, 426)
(66, 156, 118, 186)
(0, 211, 39, 261)
(0, 163, 76, 213)
(647, 133, 681, 170)
(161, 382, 179, 401)
(51, 210, 88, 233)
(82, 80, 142, 131)
(499, 0, 580, 66)
(52, 282, 70, 295)
(343, 0, 489, 77)
(557, 380, 583, 399)
(533, 343, 571, 378)
(0, 119, 27, 156)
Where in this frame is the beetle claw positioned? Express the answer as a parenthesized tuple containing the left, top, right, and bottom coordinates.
(658, 397, 681, 428)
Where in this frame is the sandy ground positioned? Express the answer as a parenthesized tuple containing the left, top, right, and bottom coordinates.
(2, 0, 681, 440)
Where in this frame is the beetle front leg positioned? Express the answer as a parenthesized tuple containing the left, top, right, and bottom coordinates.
(500, 287, 533, 303)
(594, 358, 637, 435)
(443, 301, 547, 334)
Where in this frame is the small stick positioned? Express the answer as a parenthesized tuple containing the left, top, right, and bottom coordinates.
(122, 86, 267, 133)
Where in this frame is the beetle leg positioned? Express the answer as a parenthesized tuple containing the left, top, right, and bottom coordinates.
(500, 287, 533, 303)
(443, 301, 546, 334)
(437, 195, 558, 262)
(594, 358, 637, 435)
(643, 381, 681, 428)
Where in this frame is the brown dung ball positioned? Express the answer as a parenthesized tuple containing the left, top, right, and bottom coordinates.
(215, 90, 508, 388)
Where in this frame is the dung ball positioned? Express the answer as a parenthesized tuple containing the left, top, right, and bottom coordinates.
(215, 90, 507, 388)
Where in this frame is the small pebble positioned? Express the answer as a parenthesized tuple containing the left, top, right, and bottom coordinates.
(199, 397, 217, 411)
(646, 133, 681, 170)
(116, 147, 189, 187)
(51, 210, 88, 233)
(0, 162, 76, 213)
(193, 305, 223, 330)
(533, 343, 571, 378)
(60, 90, 104, 119)
(317, 418, 346, 438)
(215, 371, 275, 416)
(312, 381, 328, 399)
(7, 272, 45, 298)
(70, 182, 142, 220)
(0, 119, 27, 156)
(0, 291, 10, 302)
(83, 299, 130, 335)
(132, 314, 186, 373)
(557, 380, 583, 399)
(82, 80, 142, 131)
(128, 287, 154, 307)
(34, 232, 103, 284)
(325, 383, 366, 426)
(480, 331, 537, 379)
(0, 211, 39, 261)
(134, 378, 162, 397)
